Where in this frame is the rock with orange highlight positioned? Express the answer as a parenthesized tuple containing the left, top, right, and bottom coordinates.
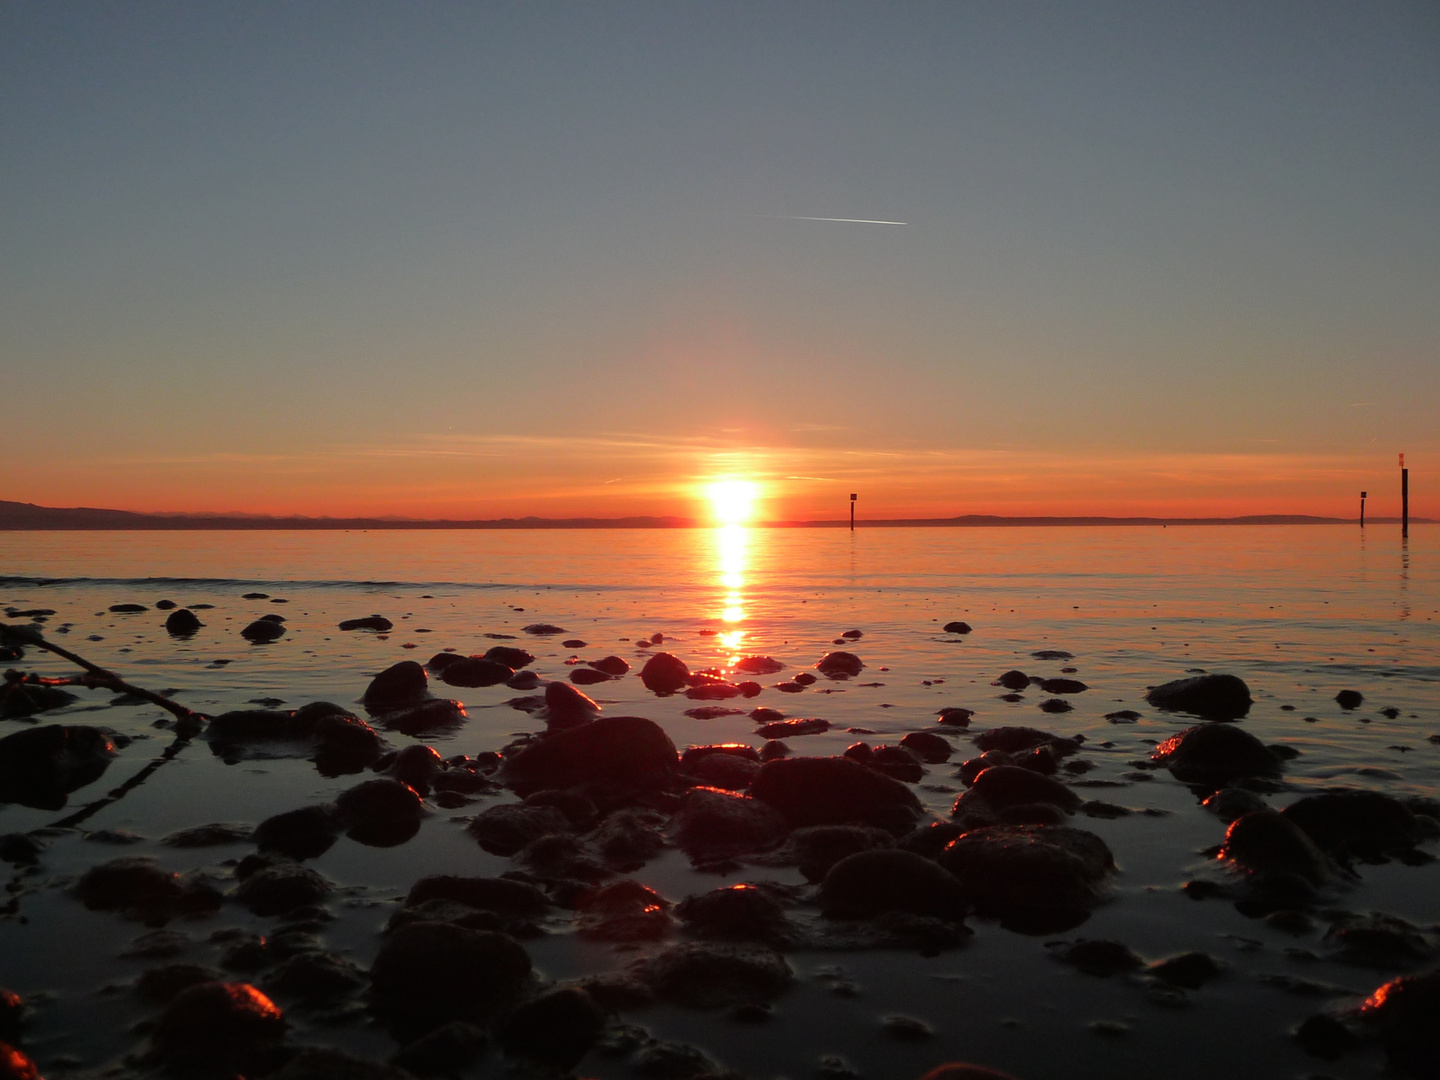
(640, 652, 690, 694)
(150, 981, 285, 1070)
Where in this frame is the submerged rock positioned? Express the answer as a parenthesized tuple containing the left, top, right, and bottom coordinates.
(205, 705, 385, 773)
(76, 857, 222, 923)
(0, 724, 117, 810)
(440, 658, 512, 688)
(971, 727, 1079, 756)
(939, 825, 1116, 931)
(956, 765, 1081, 813)
(942, 621, 972, 634)
(670, 786, 789, 861)
(815, 651, 864, 677)
(502, 715, 678, 797)
(240, 619, 286, 644)
(1145, 673, 1253, 719)
(820, 850, 968, 921)
(635, 941, 792, 1008)
(338, 616, 392, 632)
(751, 756, 922, 832)
(1281, 790, 1421, 862)
(0, 682, 78, 720)
(1151, 724, 1281, 788)
(485, 645, 535, 669)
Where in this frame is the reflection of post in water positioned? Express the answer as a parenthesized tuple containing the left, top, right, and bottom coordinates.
(715, 524, 748, 651)
(1399, 533, 1410, 621)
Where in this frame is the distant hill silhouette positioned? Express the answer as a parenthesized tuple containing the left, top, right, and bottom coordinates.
(1, 499, 1428, 530)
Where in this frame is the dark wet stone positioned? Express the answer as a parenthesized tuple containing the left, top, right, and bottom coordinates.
(766, 824, 895, 882)
(1220, 809, 1329, 891)
(481, 645, 534, 669)
(362, 661, 428, 709)
(1202, 787, 1267, 822)
(758, 739, 790, 761)
(936, 707, 973, 727)
(1038, 697, 1073, 714)
(242, 593, 269, 600)
(269, 1048, 416, 1079)
(688, 753, 759, 790)
(943, 621, 972, 634)
(816, 651, 863, 677)
(370, 923, 531, 1034)
(1052, 939, 1144, 976)
(234, 861, 333, 916)
(637, 941, 792, 1008)
(571, 667, 610, 686)
(1106, 709, 1142, 723)
(1357, 966, 1440, 1076)
(957, 765, 1080, 813)
(750, 707, 785, 724)
(576, 879, 673, 941)
(751, 756, 922, 832)
(867, 744, 924, 783)
(255, 805, 341, 860)
(163, 823, 252, 847)
(735, 656, 784, 675)
(263, 952, 366, 1003)
(1151, 724, 1281, 788)
(405, 875, 550, 919)
(502, 715, 678, 797)
(440, 658, 512, 688)
(1079, 801, 1131, 819)
(755, 717, 829, 738)
(1281, 790, 1420, 862)
(523, 623, 566, 635)
(499, 986, 607, 1069)
(681, 743, 760, 770)
(544, 680, 601, 726)
(150, 981, 285, 1070)
(677, 884, 792, 944)
(939, 825, 1116, 929)
(136, 963, 226, 1003)
(640, 652, 691, 694)
(391, 1021, 488, 1077)
(165, 608, 203, 635)
(425, 652, 463, 672)
(0, 834, 41, 866)
(1039, 678, 1088, 694)
(382, 744, 445, 791)
(1335, 689, 1363, 709)
(1145, 673, 1253, 719)
(900, 731, 952, 763)
(1, 681, 79, 720)
(971, 727, 1079, 756)
(1293, 1013, 1359, 1061)
(820, 849, 967, 920)
(898, 822, 966, 859)
(375, 698, 467, 737)
(588, 655, 630, 676)
(670, 787, 789, 861)
(591, 808, 667, 869)
(468, 803, 570, 856)
(1148, 951, 1224, 988)
(994, 670, 1030, 691)
(632, 1039, 721, 1079)
(75, 857, 222, 922)
(338, 616, 392, 632)
(506, 670, 541, 690)
(335, 778, 423, 847)
(0, 1042, 37, 1080)
(0, 724, 116, 809)
(241, 619, 286, 643)
(110, 602, 148, 613)
(523, 789, 599, 829)
(1324, 913, 1434, 968)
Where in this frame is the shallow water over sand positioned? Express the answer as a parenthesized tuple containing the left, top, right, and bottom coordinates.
(1, 526, 1436, 1079)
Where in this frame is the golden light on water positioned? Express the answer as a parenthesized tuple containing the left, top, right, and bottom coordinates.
(718, 523, 748, 624)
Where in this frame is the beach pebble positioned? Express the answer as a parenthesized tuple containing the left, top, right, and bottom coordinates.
(440, 657, 512, 687)
(900, 731, 953, 763)
(334, 778, 424, 847)
(677, 884, 793, 945)
(640, 652, 691, 694)
(994, 670, 1030, 691)
(589, 654, 630, 676)
(0, 724, 116, 809)
(1039, 678, 1088, 694)
(234, 860, 333, 916)
(164, 608, 203, 635)
(425, 652, 463, 672)
(820, 849, 968, 920)
(149, 981, 285, 1071)
(1335, 689, 1363, 709)
(1150, 724, 1281, 787)
(373, 698, 467, 736)
(499, 986, 607, 1069)
(391, 1021, 488, 1077)
(939, 824, 1116, 928)
(956, 765, 1081, 813)
(1051, 939, 1144, 976)
(1220, 809, 1329, 891)
(1281, 790, 1420, 862)
(370, 922, 532, 1034)
(771, 824, 896, 882)
(735, 655, 784, 675)
(1293, 1013, 1359, 1061)
(972, 727, 1079, 756)
(502, 715, 678, 796)
(506, 670, 542, 690)
(263, 951, 366, 1004)
(468, 803, 571, 856)
(816, 651, 864, 677)
(751, 756, 923, 832)
(241, 619, 286, 643)
(670, 787, 789, 861)
(936, 707, 973, 726)
(1145, 673, 1252, 719)
(338, 616, 392, 632)
(943, 621, 972, 634)
(254, 805, 341, 860)
(523, 623, 566, 635)
(1357, 966, 1440, 1076)
(362, 661, 429, 708)
(635, 941, 792, 1008)
(632, 1040, 722, 1078)
(485, 645, 535, 668)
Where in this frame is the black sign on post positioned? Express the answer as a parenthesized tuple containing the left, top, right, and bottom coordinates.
(1360, 491, 1367, 528)
(850, 493, 857, 532)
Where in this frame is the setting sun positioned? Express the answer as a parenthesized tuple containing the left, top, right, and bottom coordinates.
(707, 479, 759, 525)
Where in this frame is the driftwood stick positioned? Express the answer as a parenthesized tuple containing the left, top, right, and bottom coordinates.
(0, 622, 209, 730)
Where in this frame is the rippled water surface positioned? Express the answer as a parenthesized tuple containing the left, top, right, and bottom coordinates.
(1, 526, 1436, 1079)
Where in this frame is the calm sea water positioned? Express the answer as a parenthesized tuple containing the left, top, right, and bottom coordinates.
(1, 526, 1436, 1079)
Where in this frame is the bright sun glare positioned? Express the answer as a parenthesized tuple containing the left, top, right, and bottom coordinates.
(708, 479, 759, 525)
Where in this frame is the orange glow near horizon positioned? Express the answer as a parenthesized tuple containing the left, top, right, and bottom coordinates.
(708, 479, 760, 525)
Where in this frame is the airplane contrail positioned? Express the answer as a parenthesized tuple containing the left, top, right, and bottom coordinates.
(775, 215, 908, 225)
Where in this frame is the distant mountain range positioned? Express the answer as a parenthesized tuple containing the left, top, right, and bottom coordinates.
(1, 499, 1427, 530)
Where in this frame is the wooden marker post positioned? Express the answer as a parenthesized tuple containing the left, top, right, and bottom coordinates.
(850, 493, 857, 532)
(1360, 491, 1367, 527)
(1400, 453, 1408, 538)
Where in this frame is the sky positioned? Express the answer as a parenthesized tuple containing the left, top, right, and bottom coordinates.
(3, 1, 1437, 521)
